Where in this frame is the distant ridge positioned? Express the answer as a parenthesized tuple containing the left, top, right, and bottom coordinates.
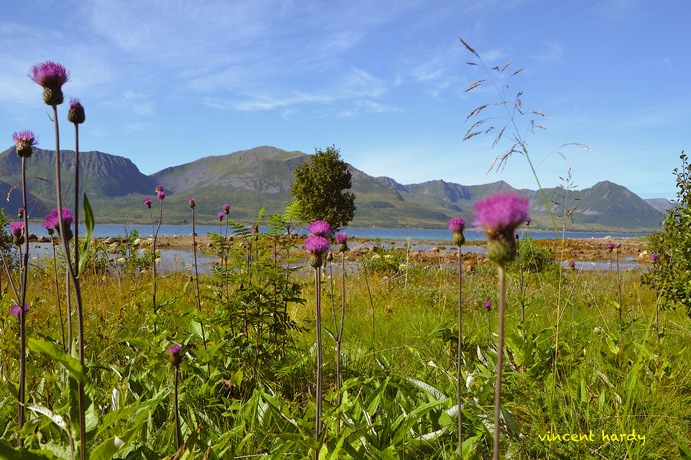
(0, 145, 664, 231)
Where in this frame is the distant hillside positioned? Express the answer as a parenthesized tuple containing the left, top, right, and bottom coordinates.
(645, 198, 674, 213)
(0, 145, 665, 231)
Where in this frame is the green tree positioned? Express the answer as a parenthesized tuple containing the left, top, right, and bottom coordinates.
(291, 145, 356, 230)
(643, 151, 691, 318)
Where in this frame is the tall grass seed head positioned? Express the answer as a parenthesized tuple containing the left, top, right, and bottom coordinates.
(308, 220, 332, 238)
(448, 217, 465, 246)
(12, 130, 37, 158)
(67, 98, 85, 124)
(305, 235, 330, 268)
(9, 221, 25, 245)
(473, 192, 530, 266)
(29, 61, 69, 106)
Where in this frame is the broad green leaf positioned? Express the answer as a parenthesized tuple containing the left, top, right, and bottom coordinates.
(89, 425, 139, 460)
(79, 193, 95, 274)
(0, 441, 54, 460)
(27, 338, 85, 382)
(27, 405, 68, 433)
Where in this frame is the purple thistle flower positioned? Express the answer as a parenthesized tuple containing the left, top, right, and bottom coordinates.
(448, 217, 465, 234)
(308, 220, 332, 238)
(10, 303, 29, 317)
(43, 208, 74, 240)
(144, 198, 153, 208)
(473, 193, 530, 265)
(223, 204, 230, 215)
(650, 252, 659, 262)
(305, 236, 330, 254)
(168, 344, 182, 355)
(157, 191, 166, 201)
(448, 217, 465, 246)
(305, 235, 330, 268)
(569, 260, 576, 269)
(474, 193, 530, 235)
(217, 211, 225, 221)
(29, 61, 69, 106)
(484, 301, 492, 310)
(67, 98, 86, 125)
(168, 344, 184, 366)
(12, 130, 37, 158)
(17, 208, 25, 219)
(188, 197, 196, 208)
(606, 242, 615, 251)
(9, 221, 25, 245)
(525, 216, 532, 226)
(335, 232, 349, 253)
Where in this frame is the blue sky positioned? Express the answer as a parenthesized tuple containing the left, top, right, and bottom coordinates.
(1, 0, 689, 200)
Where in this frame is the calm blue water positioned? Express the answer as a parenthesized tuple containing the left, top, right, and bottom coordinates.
(27, 223, 648, 242)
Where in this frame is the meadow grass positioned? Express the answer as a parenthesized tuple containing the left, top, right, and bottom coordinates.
(0, 241, 689, 459)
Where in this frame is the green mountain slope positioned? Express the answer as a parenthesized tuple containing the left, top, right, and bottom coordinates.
(0, 145, 664, 231)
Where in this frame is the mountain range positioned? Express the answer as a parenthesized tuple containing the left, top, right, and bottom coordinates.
(0, 145, 670, 232)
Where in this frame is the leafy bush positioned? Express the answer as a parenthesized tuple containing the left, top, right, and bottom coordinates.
(643, 151, 691, 317)
(515, 236, 554, 273)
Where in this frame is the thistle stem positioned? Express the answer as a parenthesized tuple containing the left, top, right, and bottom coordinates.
(17, 157, 30, 446)
(493, 265, 506, 460)
(53, 105, 87, 460)
(314, 266, 323, 456)
(456, 245, 464, 456)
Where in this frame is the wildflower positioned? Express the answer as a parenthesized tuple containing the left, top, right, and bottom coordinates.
(305, 235, 330, 268)
(10, 303, 30, 317)
(12, 130, 37, 158)
(473, 192, 530, 265)
(335, 232, 349, 253)
(448, 217, 465, 246)
(168, 344, 184, 366)
(9, 221, 25, 245)
(17, 208, 25, 219)
(217, 211, 224, 221)
(650, 252, 659, 262)
(569, 260, 576, 270)
(156, 186, 166, 201)
(525, 216, 532, 226)
(484, 301, 492, 311)
(144, 198, 153, 208)
(29, 61, 69, 106)
(223, 204, 230, 215)
(43, 208, 74, 240)
(308, 220, 332, 238)
(67, 98, 85, 125)
(606, 242, 615, 252)
(188, 197, 196, 208)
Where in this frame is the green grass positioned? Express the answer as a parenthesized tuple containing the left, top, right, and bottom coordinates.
(0, 239, 689, 459)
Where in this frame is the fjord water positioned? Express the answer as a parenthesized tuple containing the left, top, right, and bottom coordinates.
(27, 223, 648, 243)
